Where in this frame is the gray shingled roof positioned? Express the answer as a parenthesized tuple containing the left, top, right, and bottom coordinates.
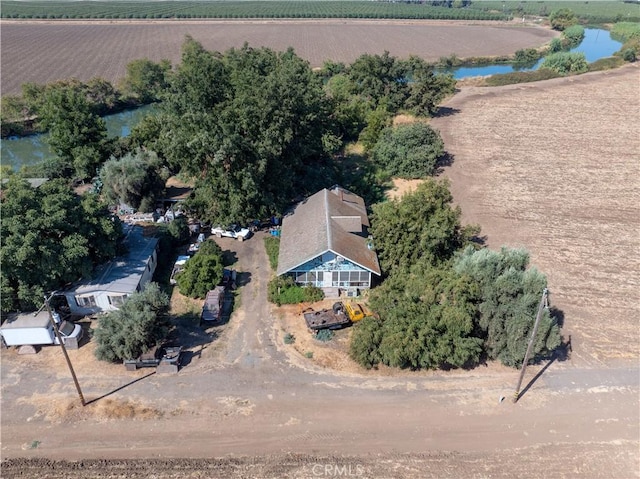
(276, 186, 381, 276)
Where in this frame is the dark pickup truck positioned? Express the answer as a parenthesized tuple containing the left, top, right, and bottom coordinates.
(303, 303, 351, 331)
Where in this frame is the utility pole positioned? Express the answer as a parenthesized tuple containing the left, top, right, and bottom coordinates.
(44, 293, 85, 406)
(513, 288, 549, 403)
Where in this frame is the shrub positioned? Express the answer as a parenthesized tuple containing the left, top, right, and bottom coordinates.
(315, 329, 334, 342)
(304, 351, 314, 359)
(94, 282, 170, 362)
(541, 52, 588, 75)
(549, 8, 577, 31)
(284, 332, 295, 344)
(268, 276, 324, 305)
(484, 69, 562, 87)
(562, 25, 585, 48)
(371, 122, 445, 178)
(514, 48, 540, 64)
(263, 236, 280, 271)
(622, 48, 637, 62)
(176, 240, 224, 298)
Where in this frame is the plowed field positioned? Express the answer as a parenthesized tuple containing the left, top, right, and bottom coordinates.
(431, 64, 640, 366)
(0, 19, 556, 95)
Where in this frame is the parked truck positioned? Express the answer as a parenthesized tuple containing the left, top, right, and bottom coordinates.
(211, 224, 251, 241)
(0, 311, 83, 351)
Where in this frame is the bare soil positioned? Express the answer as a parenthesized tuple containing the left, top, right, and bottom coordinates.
(430, 64, 640, 366)
(0, 20, 556, 95)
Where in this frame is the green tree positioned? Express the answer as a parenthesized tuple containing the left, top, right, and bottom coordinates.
(453, 246, 562, 367)
(349, 315, 384, 368)
(549, 8, 578, 31)
(371, 122, 445, 178)
(83, 77, 119, 114)
(346, 51, 407, 112)
(541, 52, 588, 75)
(119, 58, 171, 103)
(159, 41, 332, 225)
(403, 56, 456, 117)
(94, 282, 170, 362)
(176, 240, 224, 298)
(370, 179, 477, 272)
(358, 101, 393, 152)
(380, 265, 482, 369)
(167, 216, 191, 246)
(1, 177, 122, 312)
(39, 85, 108, 179)
(99, 148, 167, 212)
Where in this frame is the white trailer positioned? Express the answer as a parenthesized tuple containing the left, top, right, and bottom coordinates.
(0, 311, 83, 351)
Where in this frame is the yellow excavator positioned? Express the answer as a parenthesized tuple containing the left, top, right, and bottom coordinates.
(343, 302, 374, 322)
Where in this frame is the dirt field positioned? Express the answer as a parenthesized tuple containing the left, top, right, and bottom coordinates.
(0, 19, 557, 95)
(431, 64, 640, 366)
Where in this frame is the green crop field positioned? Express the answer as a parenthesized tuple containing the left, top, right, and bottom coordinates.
(1, 1, 637, 22)
(0, 1, 508, 20)
(469, 1, 640, 22)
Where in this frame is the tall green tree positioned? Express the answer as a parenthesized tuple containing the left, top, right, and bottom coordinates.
(39, 85, 108, 179)
(351, 263, 483, 370)
(1, 177, 122, 312)
(453, 246, 562, 367)
(370, 179, 478, 272)
(371, 122, 445, 178)
(120, 58, 171, 103)
(404, 56, 456, 117)
(158, 40, 333, 225)
(99, 148, 167, 212)
(94, 282, 170, 362)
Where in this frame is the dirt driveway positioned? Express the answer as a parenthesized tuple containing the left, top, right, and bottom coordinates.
(2, 228, 639, 477)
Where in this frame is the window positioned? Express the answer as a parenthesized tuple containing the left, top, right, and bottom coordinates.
(108, 294, 128, 307)
(75, 295, 96, 308)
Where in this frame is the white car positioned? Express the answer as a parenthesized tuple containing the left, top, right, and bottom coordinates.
(211, 224, 251, 241)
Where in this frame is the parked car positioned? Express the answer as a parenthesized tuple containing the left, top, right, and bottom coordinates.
(201, 286, 226, 324)
(211, 224, 251, 241)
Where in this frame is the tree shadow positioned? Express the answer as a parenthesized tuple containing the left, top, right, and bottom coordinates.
(335, 150, 393, 206)
(221, 249, 238, 267)
(435, 151, 455, 175)
(85, 371, 156, 405)
(433, 106, 461, 118)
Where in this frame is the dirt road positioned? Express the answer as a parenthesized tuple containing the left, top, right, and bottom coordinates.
(1, 230, 639, 477)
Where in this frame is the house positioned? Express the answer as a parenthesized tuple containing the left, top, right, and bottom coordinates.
(62, 225, 159, 316)
(276, 186, 381, 298)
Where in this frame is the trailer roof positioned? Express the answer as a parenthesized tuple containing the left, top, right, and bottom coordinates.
(1, 311, 51, 329)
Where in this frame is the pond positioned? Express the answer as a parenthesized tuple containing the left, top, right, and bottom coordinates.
(440, 28, 622, 79)
(1, 104, 157, 172)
